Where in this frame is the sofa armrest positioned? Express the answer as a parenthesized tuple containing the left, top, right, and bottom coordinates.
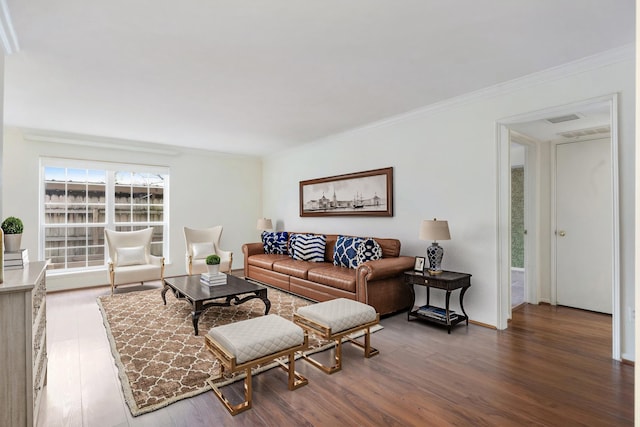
(242, 242, 265, 275)
(356, 256, 415, 281)
(242, 242, 264, 257)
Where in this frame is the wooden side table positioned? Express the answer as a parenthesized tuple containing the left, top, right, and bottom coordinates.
(404, 270, 471, 333)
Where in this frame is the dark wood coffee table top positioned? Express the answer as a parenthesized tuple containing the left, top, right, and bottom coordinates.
(163, 274, 267, 301)
(161, 274, 271, 335)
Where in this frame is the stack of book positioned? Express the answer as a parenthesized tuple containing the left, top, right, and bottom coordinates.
(4, 249, 29, 270)
(200, 272, 227, 286)
(416, 305, 458, 322)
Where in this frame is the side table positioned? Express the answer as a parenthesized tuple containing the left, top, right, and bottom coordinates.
(404, 270, 471, 333)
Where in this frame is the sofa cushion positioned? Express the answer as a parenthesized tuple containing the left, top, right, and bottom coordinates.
(308, 265, 357, 293)
(247, 254, 290, 270)
(356, 238, 383, 264)
(290, 234, 326, 262)
(261, 231, 289, 254)
(273, 259, 331, 279)
(333, 236, 364, 269)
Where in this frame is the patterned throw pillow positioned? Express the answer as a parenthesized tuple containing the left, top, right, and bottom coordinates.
(288, 233, 299, 257)
(333, 236, 364, 269)
(356, 238, 383, 265)
(261, 231, 289, 255)
(290, 234, 326, 262)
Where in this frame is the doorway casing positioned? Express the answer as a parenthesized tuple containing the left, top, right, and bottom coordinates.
(496, 94, 620, 360)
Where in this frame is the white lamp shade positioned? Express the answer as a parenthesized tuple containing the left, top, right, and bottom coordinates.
(257, 218, 273, 231)
(419, 219, 450, 241)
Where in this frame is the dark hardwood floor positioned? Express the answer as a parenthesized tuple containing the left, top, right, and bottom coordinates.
(38, 282, 633, 426)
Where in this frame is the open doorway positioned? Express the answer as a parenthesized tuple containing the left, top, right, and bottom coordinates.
(510, 142, 526, 310)
(497, 95, 620, 359)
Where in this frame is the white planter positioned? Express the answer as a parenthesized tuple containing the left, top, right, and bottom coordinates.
(4, 234, 22, 252)
(206, 264, 220, 275)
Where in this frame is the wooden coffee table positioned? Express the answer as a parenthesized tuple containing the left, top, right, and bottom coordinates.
(161, 274, 271, 335)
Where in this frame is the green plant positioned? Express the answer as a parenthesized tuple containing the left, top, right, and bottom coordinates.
(1, 217, 24, 234)
(206, 254, 221, 265)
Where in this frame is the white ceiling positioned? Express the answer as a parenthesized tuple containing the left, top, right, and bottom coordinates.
(3, 1, 635, 156)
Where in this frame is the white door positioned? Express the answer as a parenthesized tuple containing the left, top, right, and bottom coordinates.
(555, 138, 612, 314)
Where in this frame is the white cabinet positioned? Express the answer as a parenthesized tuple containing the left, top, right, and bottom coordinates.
(0, 261, 48, 427)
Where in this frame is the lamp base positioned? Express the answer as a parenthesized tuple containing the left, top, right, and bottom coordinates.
(426, 242, 444, 275)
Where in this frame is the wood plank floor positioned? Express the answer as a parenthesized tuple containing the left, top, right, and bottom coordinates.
(37, 282, 633, 426)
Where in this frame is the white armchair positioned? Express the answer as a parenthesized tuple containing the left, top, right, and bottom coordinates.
(104, 228, 165, 294)
(184, 226, 233, 275)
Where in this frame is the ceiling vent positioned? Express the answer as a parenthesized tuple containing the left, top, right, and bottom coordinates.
(545, 113, 581, 124)
(557, 125, 610, 139)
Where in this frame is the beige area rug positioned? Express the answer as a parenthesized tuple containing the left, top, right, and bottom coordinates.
(97, 286, 377, 416)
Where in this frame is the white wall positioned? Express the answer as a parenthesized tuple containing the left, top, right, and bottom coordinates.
(2, 127, 262, 291)
(262, 51, 635, 359)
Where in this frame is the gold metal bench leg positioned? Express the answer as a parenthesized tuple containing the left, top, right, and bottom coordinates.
(299, 324, 380, 374)
(344, 327, 380, 358)
(207, 367, 252, 416)
(209, 349, 308, 416)
(276, 353, 308, 390)
(300, 338, 343, 374)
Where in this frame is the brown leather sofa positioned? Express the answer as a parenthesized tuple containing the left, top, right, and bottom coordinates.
(242, 233, 414, 315)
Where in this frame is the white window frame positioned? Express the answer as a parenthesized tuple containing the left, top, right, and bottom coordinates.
(39, 157, 170, 273)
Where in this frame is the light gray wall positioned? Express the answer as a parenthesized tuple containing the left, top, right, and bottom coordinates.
(262, 51, 635, 360)
(2, 127, 263, 291)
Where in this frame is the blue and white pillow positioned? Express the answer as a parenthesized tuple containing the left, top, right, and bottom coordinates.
(290, 234, 326, 262)
(333, 236, 364, 269)
(288, 233, 299, 257)
(356, 238, 383, 265)
(262, 231, 289, 255)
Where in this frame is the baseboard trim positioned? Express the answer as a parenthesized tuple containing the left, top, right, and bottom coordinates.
(620, 358, 635, 366)
(469, 319, 497, 330)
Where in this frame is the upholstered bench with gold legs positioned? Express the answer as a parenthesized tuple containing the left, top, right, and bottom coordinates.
(205, 314, 309, 415)
(294, 298, 380, 374)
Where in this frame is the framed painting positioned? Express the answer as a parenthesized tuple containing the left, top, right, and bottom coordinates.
(299, 167, 393, 217)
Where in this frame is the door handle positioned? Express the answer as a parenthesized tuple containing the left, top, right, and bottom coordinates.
(558, 230, 566, 237)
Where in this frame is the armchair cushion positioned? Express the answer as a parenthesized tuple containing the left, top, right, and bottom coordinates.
(192, 242, 215, 259)
(115, 245, 147, 266)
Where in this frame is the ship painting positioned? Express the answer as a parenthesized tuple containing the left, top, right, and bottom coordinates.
(352, 193, 364, 209)
(300, 167, 393, 217)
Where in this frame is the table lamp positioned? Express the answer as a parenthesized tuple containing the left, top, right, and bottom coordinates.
(419, 218, 450, 274)
(256, 218, 273, 231)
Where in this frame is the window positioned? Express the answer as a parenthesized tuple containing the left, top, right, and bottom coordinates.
(41, 159, 169, 272)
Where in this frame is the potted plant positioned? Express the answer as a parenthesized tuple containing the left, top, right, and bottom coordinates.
(2, 216, 24, 252)
(205, 254, 221, 275)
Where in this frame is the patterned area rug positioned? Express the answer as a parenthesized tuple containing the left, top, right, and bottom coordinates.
(97, 286, 335, 416)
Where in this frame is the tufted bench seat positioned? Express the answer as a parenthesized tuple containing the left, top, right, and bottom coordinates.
(205, 314, 308, 415)
(294, 298, 380, 374)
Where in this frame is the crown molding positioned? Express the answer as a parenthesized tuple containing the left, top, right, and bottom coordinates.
(0, 0, 19, 54)
(313, 44, 635, 144)
(22, 129, 180, 156)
